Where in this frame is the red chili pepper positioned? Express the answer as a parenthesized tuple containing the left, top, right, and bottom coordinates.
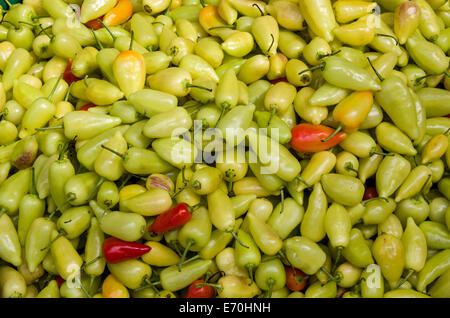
(185, 279, 216, 298)
(363, 186, 378, 200)
(148, 203, 192, 234)
(285, 266, 308, 292)
(63, 58, 81, 85)
(290, 123, 347, 153)
(102, 237, 151, 263)
(78, 102, 97, 111)
(269, 77, 288, 84)
(55, 276, 65, 288)
(85, 16, 104, 30)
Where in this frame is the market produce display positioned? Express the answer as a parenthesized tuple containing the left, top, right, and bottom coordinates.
(0, 0, 449, 299)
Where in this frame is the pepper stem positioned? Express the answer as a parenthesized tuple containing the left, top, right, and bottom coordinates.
(31, 167, 37, 196)
(298, 63, 325, 76)
(375, 33, 399, 46)
(214, 103, 230, 128)
(35, 125, 64, 131)
(96, 19, 116, 41)
(296, 176, 312, 189)
(226, 170, 235, 196)
(331, 246, 343, 275)
(129, 30, 134, 51)
(394, 268, 415, 289)
(266, 278, 275, 298)
(48, 73, 63, 101)
(229, 230, 249, 249)
(246, 264, 255, 286)
(369, 148, 393, 157)
(279, 188, 285, 214)
(38, 25, 52, 37)
(266, 107, 277, 127)
(165, 0, 173, 15)
(208, 25, 235, 30)
(86, 176, 106, 202)
(266, 33, 275, 55)
(367, 57, 384, 82)
(186, 83, 213, 92)
(195, 282, 223, 291)
(252, 3, 264, 16)
(90, 27, 103, 50)
(64, 82, 73, 101)
(40, 231, 65, 251)
(362, 196, 389, 205)
(82, 255, 103, 269)
(100, 144, 126, 160)
(171, 181, 201, 198)
(344, 162, 359, 174)
(183, 102, 202, 109)
(18, 20, 37, 27)
(320, 266, 339, 282)
(321, 123, 343, 142)
(415, 73, 439, 85)
(178, 239, 195, 272)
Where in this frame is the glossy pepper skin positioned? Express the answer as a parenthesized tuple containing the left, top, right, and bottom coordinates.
(102, 237, 151, 264)
(148, 203, 192, 234)
(290, 124, 347, 153)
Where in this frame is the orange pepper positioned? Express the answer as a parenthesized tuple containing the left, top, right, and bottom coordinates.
(332, 91, 374, 133)
(199, 5, 235, 39)
(102, 274, 130, 298)
(103, 0, 134, 26)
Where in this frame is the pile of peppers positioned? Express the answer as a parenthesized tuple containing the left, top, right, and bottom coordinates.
(0, 0, 449, 299)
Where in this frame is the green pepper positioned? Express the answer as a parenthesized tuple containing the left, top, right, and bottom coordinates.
(419, 221, 450, 250)
(363, 198, 397, 225)
(372, 233, 405, 285)
(376, 154, 411, 198)
(234, 229, 260, 284)
(428, 267, 450, 298)
(283, 236, 326, 275)
(25, 218, 56, 273)
(403, 217, 428, 274)
(395, 195, 430, 226)
(255, 256, 286, 298)
(342, 228, 374, 268)
(159, 259, 213, 292)
(0, 168, 32, 216)
(416, 249, 450, 292)
(406, 31, 449, 75)
(36, 280, 60, 298)
(375, 122, 417, 156)
(321, 173, 364, 207)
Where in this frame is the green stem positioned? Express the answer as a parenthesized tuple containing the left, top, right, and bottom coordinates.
(394, 268, 415, 289)
(35, 125, 64, 131)
(266, 107, 277, 127)
(96, 19, 116, 41)
(331, 246, 343, 275)
(186, 83, 212, 92)
(208, 25, 235, 30)
(246, 264, 255, 286)
(367, 57, 384, 82)
(298, 63, 325, 76)
(40, 231, 65, 251)
(48, 73, 63, 101)
(129, 30, 134, 51)
(178, 239, 195, 272)
(171, 181, 201, 198)
(226, 170, 235, 196)
(215, 103, 229, 128)
(279, 188, 285, 214)
(100, 144, 126, 160)
(362, 196, 389, 205)
(296, 176, 312, 189)
(229, 230, 249, 249)
(376, 33, 399, 46)
(90, 27, 103, 50)
(82, 256, 104, 269)
(165, 0, 173, 15)
(321, 123, 343, 142)
(266, 278, 274, 298)
(86, 176, 106, 202)
(252, 3, 264, 16)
